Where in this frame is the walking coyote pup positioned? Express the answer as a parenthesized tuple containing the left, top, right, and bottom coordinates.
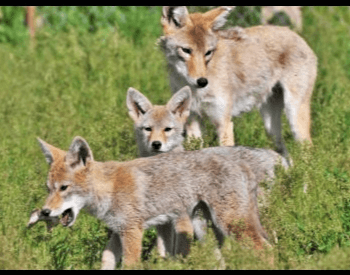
(159, 6, 317, 157)
(35, 136, 284, 269)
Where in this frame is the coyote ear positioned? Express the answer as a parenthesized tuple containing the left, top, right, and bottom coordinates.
(167, 86, 192, 121)
(162, 6, 190, 33)
(37, 137, 55, 165)
(66, 136, 93, 168)
(205, 6, 235, 31)
(126, 87, 153, 122)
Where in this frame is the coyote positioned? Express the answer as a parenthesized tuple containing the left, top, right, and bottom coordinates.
(159, 6, 317, 158)
(34, 136, 286, 269)
(127, 85, 192, 258)
(126, 85, 288, 258)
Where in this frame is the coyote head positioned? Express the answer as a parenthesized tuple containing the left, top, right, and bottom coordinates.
(37, 137, 93, 227)
(127, 86, 191, 157)
(159, 6, 235, 89)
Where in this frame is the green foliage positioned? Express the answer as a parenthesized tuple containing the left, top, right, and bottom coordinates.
(188, 6, 262, 28)
(0, 7, 29, 45)
(226, 6, 262, 28)
(36, 6, 162, 46)
(0, 6, 350, 270)
(267, 11, 293, 27)
(0, 7, 162, 46)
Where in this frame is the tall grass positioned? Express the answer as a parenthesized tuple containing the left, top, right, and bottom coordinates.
(0, 6, 350, 269)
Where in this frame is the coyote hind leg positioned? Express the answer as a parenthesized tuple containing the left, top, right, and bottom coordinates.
(156, 222, 175, 257)
(283, 81, 313, 145)
(174, 215, 194, 256)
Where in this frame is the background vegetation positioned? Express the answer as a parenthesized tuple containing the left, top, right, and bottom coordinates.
(0, 6, 350, 269)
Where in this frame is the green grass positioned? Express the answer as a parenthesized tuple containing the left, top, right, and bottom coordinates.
(1, 6, 350, 269)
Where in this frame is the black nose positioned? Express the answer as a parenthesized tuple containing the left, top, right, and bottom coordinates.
(41, 209, 51, 217)
(152, 141, 162, 150)
(197, 77, 208, 88)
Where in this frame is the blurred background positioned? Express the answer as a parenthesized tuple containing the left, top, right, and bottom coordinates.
(0, 6, 304, 45)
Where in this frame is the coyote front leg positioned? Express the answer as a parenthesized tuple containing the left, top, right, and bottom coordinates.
(120, 225, 143, 268)
(186, 112, 202, 140)
(101, 232, 122, 270)
(215, 115, 234, 147)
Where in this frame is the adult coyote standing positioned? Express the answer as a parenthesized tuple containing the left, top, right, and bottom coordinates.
(159, 6, 317, 157)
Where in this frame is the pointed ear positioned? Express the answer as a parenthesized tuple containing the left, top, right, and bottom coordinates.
(37, 137, 64, 165)
(126, 87, 153, 122)
(66, 136, 93, 168)
(167, 86, 192, 121)
(204, 6, 235, 31)
(161, 6, 190, 34)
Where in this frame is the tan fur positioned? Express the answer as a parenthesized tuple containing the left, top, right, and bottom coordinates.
(35, 137, 287, 269)
(160, 6, 317, 158)
(119, 226, 143, 267)
(112, 165, 137, 197)
(45, 191, 63, 210)
(48, 150, 67, 183)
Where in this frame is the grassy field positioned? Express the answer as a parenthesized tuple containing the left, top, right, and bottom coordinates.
(1, 6, 350, 269)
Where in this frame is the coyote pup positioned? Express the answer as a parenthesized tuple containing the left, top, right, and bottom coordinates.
(127, 85, 192, 258)
(159, 6, 317, 157)
(36, 136, 280, 269)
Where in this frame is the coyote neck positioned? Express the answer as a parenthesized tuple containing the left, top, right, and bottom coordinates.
(83, 162, 117, 222)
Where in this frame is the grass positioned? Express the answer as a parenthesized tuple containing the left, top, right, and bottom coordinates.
(0, 6, 350, 269)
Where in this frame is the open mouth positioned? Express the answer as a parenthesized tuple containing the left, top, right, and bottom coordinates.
(60, 208, 74, 227)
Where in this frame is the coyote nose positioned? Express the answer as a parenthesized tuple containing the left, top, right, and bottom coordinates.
(197, 77, 208, 88)
(41, 209, 51, 217)
(152, 141, 162, 150)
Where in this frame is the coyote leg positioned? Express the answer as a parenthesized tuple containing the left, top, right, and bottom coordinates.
(101, 232, 122, 270)
(216, 117, 234, 147)
(260, 86, 287, 157)
(156, 222, 175, 257)
(283, 83, 313, 145)
(120, 226, 143, 268)
(174, 215, 194, 256)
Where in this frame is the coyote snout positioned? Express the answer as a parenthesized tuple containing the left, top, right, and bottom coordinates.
(197, 77, 208, 88)
(151, 140, 162, 150)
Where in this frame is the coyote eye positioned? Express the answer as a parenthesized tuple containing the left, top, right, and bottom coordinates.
(60, 185, 68, 191)
(181, 47, 192, 55)
(144, 127, 152, 132)
(205, 50, 213, 56)
(164, 127, 172, 132)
